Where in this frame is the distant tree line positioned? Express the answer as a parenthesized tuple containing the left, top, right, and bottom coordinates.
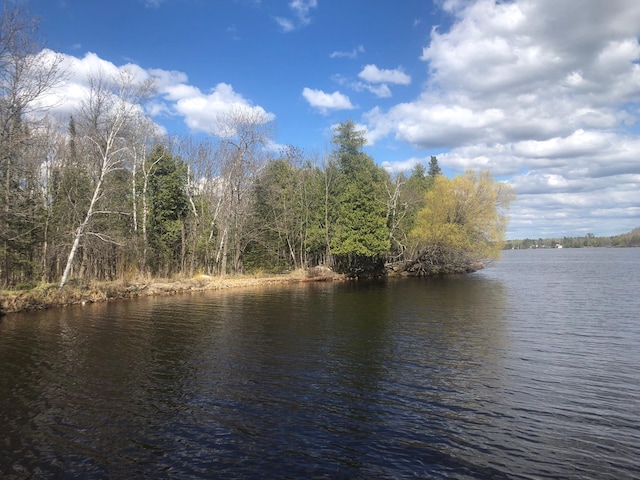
(0, 4, 515, 289)
(504, 228, 640, 250)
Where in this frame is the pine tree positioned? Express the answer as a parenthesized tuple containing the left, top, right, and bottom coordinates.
(330, 120, 390, 277)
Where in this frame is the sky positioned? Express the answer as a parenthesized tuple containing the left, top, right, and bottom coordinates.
(21, 0, 640, 239)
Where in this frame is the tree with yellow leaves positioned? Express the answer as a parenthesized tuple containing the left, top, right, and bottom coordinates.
(403, 170, 515, 275)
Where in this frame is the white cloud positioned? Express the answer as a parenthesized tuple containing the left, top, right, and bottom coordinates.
(35, 51, 123, 117)
(37, 51, 274, 137)
(364, 0, 640, 238)
(166, 82, 274, 134)
(330, 45, 365, 59)
(302, 87, 355, 114)
(512, 129, 611, 159)
(275, 0, 318, 32)
(505, 175, 640, 238)
(332, 74, 392, 98)
(358, 65, 411, 85)
(364, 84, 392, 98)
(381, 157, 421, 173)
(290, 0, 317, 25)
(330, 65, 407, 100)
(274, 17, 295, 32)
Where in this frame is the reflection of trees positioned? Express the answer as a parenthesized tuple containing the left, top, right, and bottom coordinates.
(202, 282, 394, 403)
(193, 282, 395, 472)
(381, 275, 510, 473)
(0, 298, 222, 476)
(386, 275, 509, 389)
(0, 276, 510, 476)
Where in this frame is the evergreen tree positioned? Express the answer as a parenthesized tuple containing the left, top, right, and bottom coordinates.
(425, 156, 442, 190)
(147, 147, 189, 276)
(427, 155, 442, 177)
(330, 120, 390, 277)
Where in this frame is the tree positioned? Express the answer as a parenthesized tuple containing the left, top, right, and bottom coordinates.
(146, 146, 189, 276)
(302, 150, 338, 267)
(330, 120, 390, 277)
(251, 150, 298, 271)
(212, 107, 275, 275)
(407, 170, 515, 275)
(128, 123, 168, 274)
(127, 113, 162, 269)
(0, 3, 62, 287)
(172, 135, 220, 275)
(385, 162, 438, 263)
(248, 146, 318, 272)
(44, 116, 92, 282)
(427, 155, 442, 178)
(58, 69, 154, 288)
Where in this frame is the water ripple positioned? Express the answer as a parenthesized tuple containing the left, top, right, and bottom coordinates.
(1, 249, 639, 478)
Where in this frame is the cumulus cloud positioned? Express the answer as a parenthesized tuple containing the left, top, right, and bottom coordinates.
(368, 0, 640, 237)
(165, 82, 274, 133)
(358, 65, 411, 85)
(36, 51, 131, 117)
(37, 51, 274, 137)
(302, 87, 355, 114)
(380, 157, 422, 173)
(329, 64, 410, 100)
(505, 175, 640, 238)
(364, 84, 392, 98)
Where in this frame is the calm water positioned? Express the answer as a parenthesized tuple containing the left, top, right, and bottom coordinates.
(1, 248, 639, 479)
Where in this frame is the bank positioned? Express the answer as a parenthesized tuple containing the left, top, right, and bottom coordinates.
(0, 267, 343, 315)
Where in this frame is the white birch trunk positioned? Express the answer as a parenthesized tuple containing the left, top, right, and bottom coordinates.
(58, 173, 104, 288)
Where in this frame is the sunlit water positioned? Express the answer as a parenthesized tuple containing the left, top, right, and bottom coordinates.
(1, 248, 639, 478)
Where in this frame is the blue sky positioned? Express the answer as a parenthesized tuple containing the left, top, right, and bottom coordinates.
(25, 0, 640, 239)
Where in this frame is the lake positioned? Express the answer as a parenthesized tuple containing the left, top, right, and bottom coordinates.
(1, 248, 639, 478)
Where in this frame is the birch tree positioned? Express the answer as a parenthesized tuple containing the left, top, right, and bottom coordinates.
(173, 136, 217, 274)
(127, 115, 165, 273)
(58, 69, 154, 288)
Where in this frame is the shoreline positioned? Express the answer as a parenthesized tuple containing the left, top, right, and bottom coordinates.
(0, 268, 344, 316)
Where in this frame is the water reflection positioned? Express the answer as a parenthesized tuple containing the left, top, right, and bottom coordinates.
(1, 252, 639, 478)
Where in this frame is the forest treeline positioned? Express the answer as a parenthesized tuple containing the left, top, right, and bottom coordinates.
(0, 4, 514, 290)
(504, 228, 640, 249)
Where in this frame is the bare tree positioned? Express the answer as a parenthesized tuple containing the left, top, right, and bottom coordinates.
(0, 3, 63, 286)
(212, 107, 275, 275)
(172, 135, 217, 275)
(29, 116, 68, 282)
(127, 114, 164, 273)
(58, 69, 154, 288)
(384, 172, 409, 261)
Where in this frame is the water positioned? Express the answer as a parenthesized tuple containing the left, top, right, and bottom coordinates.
(1, 248, 639, 479)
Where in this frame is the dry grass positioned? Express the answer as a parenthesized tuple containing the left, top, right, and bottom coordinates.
(0, 268, 343, 315)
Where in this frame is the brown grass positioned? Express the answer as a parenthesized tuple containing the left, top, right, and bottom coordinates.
(0, 268, 343, 315)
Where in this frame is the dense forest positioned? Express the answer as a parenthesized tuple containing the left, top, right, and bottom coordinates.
(0, 4, 514, 290)
(504, 228, 640, 250)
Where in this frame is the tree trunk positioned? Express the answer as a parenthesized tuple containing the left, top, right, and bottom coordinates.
(59, 174, 103, 289)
